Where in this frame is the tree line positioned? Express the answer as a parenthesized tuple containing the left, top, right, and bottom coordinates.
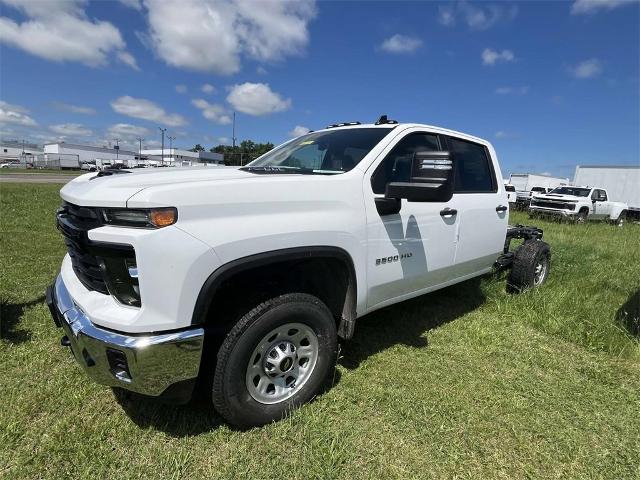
(190, 140, 275, 165)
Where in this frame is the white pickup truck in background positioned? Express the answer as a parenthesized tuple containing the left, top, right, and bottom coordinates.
(529, 186, 628, 224)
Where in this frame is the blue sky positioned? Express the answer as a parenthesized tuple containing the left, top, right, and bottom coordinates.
(0, 0, 638, 178)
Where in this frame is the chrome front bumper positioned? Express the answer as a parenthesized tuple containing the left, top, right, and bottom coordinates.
(46, 274, 204, 398)
(529, 207, 576, 217)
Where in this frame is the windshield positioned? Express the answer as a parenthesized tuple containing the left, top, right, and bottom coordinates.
(550, 187, 591, 197)
(245, 128, 393, 174)
(531, 187, 546, 192)
(505, 185, 515, 192)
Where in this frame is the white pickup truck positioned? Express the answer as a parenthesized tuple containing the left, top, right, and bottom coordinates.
(529, 186, 628, 224)
(47, 118, 551, 428)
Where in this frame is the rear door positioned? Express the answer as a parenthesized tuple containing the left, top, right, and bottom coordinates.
(445, 136, 508, 277)
(364, 129, 459, 308)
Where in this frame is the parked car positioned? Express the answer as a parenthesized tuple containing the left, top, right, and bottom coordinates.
(529, 186, 628, 224)
(47, 118, 551, 428)
(505, 184, 517, 204)
(0, 161, 21, 168)
(80, 162, 97, 172)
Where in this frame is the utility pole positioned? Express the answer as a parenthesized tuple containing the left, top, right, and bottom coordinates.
(136, 137, 144, 165)
(168, 135, 175, 166)
(159, 127, 166, 165)
(232, 111, 237, 149)
(113, 138, 120, 161)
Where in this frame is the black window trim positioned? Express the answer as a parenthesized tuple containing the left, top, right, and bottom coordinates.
(370, 131, 445, 195)
(443, 135, 498, 194)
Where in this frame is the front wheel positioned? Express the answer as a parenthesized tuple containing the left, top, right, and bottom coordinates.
(212, 293, 338, 429)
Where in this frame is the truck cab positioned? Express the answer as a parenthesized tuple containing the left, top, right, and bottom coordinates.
(47, 119, 550, 428)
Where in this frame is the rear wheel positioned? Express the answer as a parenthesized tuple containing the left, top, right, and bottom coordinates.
(507, 241, 551, 293)
(614, 211, 627, 227)
(212, 293, 337, 429)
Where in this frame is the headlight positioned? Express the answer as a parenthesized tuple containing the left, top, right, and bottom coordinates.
(102, 207, 177, 228)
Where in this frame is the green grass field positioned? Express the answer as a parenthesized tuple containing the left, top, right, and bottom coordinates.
(1, 183, 639, 479)
(0, 169, 80, 175)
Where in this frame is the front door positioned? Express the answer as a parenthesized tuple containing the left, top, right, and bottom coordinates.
(364, 130, 459, 309)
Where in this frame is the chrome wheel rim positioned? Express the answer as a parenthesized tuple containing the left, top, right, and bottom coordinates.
(534, 257, 548, 286)
(245, 323, 319, 405)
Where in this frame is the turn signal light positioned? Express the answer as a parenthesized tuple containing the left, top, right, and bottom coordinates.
(150, 208, 177, 227)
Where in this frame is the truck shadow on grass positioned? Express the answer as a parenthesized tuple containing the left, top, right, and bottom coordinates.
(0, 295, 43, 344)
(340, 277, 486, 370)
(616, 289, 640, 338)
(114, 277, 486, 436)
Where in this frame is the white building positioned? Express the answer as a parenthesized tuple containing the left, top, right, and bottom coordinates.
(1, 140, 43, 161)
(140, 148, 223, 166)
(44, 142, 139, 167)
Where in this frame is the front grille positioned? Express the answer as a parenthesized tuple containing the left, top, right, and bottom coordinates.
(531, 200, 575, 211)
(57, 202, 109, 294)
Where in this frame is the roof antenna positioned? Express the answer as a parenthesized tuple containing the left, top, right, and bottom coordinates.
(375, 114, 398, 125)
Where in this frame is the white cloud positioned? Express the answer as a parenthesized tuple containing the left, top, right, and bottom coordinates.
(438, 6, 457, 26)
(438, 1, 518, 30)
(379, 34, 423, 54)
(495, 131, 520, 139)
(111, 95, 187, 127)
(142, 0, 316, 75)
(104, 123, 151, 149)
(0, 0, 136, 68)
(571, 0, 638, 14)
(49, 123, 93, 137)
(117, 51, 139, 70)
(569, 58, 603, 78)
(482, 48, 515, 65)
(52, 102, 96, 115)
(0, 100, 37, 126)
(495, 86, 529, 95)
(191, 99, 232, 124)
(119, 0, 143, 10)
(226, 83, 291, 116)
(217, 137, 230, 145)
(175, 84, 188, 94)
(107, 123, 150, 138)
(288, 125, 310, 137)
(201, 83, 217, 94)
(257, 66, 268, 75)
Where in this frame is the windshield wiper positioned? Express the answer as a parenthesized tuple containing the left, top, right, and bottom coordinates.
(240, 166, 342, 175)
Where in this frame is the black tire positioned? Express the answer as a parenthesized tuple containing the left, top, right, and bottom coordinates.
(212, 293, 337, 429)
(576, 209, 588, 223)
(614, 210, 627, 227)
(507, 241, 551, 293)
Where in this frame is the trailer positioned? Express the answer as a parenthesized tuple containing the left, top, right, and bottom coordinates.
(509, 173, 570, 192)
(574, 165, 640, 220)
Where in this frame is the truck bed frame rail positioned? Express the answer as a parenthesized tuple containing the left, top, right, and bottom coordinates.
(495, 224, 544, 270)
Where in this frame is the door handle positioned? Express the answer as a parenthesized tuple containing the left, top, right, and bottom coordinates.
(440, 208, 457, 217)
(496, 205, 508, 213)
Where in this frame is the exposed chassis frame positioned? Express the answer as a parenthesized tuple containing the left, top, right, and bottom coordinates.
(494, 224, 544, 270)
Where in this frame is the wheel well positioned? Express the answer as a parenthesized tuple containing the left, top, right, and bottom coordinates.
(579, 206, 589, 214)
(193, 249, 357, 340)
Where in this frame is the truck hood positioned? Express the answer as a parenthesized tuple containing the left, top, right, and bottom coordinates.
(60, 167, 257, 207)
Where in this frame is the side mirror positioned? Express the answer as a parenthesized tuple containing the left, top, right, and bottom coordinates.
(385, 151, 454, 202)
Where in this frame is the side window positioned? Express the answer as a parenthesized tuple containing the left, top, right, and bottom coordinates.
(448, 137, 496, 193)
(371, 133, 441, 194)
(595, 189, 607, 201)
(591, 189, 600, 201)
